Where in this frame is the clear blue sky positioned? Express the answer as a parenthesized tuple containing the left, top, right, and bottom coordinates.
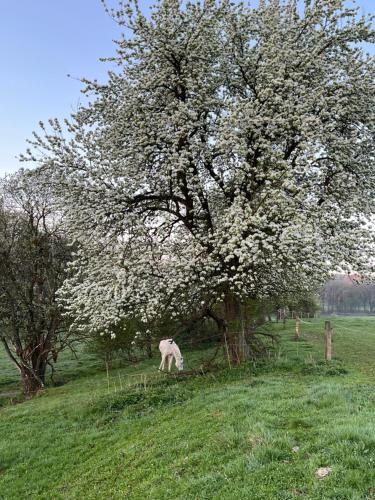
(0, 0, 373, 176)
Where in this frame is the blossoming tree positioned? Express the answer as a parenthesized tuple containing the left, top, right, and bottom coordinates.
(24, 0, 375, 360)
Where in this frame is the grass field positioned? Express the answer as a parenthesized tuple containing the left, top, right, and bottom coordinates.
(1, 317, 375, 499)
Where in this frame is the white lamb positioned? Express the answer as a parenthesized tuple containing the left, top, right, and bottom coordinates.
(158, 339, 184, 372)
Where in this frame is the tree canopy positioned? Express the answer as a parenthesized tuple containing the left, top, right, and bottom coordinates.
(24, 0, 375, 336)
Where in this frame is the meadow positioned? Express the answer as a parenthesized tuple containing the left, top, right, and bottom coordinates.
(0, 317, 375, 499)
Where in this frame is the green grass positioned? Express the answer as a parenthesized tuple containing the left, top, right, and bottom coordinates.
(1, 317, 375, 499)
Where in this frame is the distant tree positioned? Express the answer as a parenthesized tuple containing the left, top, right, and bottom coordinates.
(24, 0, 375, 362)
(321, 275, 375, 314)
(0, 171, 72, 396)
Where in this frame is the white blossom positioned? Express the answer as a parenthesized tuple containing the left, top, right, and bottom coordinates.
(23, 0, 375, 332)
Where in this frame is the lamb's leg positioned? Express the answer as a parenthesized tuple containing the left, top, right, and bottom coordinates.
(168, 355, 173, 372)
(159, 354, 166, 371)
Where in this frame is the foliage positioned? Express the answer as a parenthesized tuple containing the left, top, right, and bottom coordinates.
(86, 319, 146, 365)
(22, 0, 375, 336)
(284, 293, 321, 316)
(0, 170, 72, 395)
(155, 311, 220, 346)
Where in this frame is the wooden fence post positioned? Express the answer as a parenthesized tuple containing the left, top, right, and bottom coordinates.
(295, 316, 301, 340)
(324, 320, 332, 361)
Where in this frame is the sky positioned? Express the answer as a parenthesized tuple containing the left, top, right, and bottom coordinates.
(0, 0, 374, 176)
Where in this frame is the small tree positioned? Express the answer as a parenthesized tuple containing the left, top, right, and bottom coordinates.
(87, 324, 137, 368)
(24, 0, 375, 362)
(0, 171, 72, 396)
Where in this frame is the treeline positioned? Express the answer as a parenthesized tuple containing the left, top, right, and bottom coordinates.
(321, 276, 375, 314)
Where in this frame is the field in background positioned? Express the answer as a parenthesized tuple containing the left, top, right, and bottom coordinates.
(0, 317, 375, 499)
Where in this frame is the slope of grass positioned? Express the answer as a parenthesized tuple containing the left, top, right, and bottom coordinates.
(0, 317, 375, 499)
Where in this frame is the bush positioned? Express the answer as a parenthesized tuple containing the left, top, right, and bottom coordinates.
(85, 320, 140, 367)
(301, 359, 348, 376)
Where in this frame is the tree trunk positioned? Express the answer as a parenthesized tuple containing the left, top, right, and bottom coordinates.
(37, 360, 47, 385)
(223, 293, 244, 365)
(206, 298, 250, 365)
(146, 340, 153, 359)
(20, 365, 45, 397)
(145, 332, 153, 358)
(1, 336, 47, 396)
(23, 342, 48, 396)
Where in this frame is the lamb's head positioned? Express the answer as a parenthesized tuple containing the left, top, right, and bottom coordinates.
(176, 356, 184, 371)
